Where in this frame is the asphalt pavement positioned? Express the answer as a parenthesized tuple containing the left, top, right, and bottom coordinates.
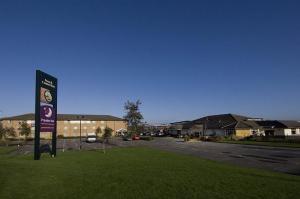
(7, 137, 300, 175)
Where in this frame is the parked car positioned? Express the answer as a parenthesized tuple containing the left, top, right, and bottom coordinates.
(150, 132, 156, 136)
(122, 136, 132, 141)
(86, 133, 97, 143)
(132, 134, 140, 140)
(155, 131, 165, 137)
(140, 132, 148, 136)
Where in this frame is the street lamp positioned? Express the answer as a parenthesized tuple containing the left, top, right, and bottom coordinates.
(77, 115, 85, 150)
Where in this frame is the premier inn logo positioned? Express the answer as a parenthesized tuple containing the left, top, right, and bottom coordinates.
(40, 87, 53, 104)
(44, 90, 53, 103)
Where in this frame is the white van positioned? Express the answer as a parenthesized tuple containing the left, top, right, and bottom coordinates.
(86, 133, 97, 143)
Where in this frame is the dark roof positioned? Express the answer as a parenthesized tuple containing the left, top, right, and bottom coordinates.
(182, 122, 203, 130)
(278, 120, 300, 128)
(255, 120, 286, 129)
(170, 121, 191, 125)
(0, 113, 125, 121)
(193, 114, 259, 129)
(235, 120, 261, 129)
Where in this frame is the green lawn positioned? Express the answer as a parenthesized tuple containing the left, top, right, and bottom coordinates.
(218, 140, 300, 148)
(0, 147, 299, 199)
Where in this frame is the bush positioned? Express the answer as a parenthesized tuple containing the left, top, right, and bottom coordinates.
(57, 135, 64, 139)
(140, 136, 154, 141)
(184, 135, 190, 142)
(204, 136, 225, 142)
(229, 135, 240, 141)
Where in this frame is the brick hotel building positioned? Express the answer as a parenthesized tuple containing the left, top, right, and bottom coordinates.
(0, 113, 127, 138)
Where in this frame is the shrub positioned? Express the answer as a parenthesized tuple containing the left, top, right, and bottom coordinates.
(57, 135, 64, 139)
(229, 135, 240, 141)
(184, 135, 190, 142)
(140, 136, 154, 141)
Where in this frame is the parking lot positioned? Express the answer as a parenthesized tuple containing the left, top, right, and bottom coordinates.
(11, 137, 300, 175)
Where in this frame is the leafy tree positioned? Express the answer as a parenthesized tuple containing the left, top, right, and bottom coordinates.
(0, 122, 5, 141)
(102, 127, 113, 142)
(95, 127, 102, 138)
(18, 121, 31, 142)
(102, 127, 113, 153)
(123, 100, 143, 135)
(0, 123, 16, 146)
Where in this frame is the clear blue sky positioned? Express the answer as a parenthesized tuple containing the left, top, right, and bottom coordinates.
(0, 0, 299, 123)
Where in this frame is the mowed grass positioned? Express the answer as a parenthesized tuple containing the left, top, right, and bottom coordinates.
(0, 147, 299, 199)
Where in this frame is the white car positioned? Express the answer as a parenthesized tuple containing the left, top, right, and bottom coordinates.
(86, 133, 97, 143)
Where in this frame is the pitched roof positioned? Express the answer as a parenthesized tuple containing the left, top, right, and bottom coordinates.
(193, 113, 259, 129)
(182, 121, 203, 130)
(0, 113, 125, 121)
(278, 120, 300, 128)
(254, 120, 297, 129)
(170, 121, 191, 125)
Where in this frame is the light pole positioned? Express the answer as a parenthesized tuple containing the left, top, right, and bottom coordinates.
(77, 115, 85, 150)
(203, 117, 208, 137)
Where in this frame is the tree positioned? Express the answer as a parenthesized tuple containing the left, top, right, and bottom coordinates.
(102, 127, 113, 154)
(18, 121, 31, 142)
(0, 123, 16, 146)
(123, 100, 144, 135)
(0, 122, 5, 141)
(95, 127, 102, 138)
(102, 127, 113, 143)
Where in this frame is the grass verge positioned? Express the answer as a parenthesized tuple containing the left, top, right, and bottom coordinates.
(0, 146, 299, 199)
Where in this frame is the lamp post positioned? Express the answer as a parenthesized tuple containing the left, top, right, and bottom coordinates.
(77, 115, 85, 150)
(203, 116, 208, 137)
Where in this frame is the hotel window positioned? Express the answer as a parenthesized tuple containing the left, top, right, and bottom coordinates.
(27, 120, 34, 124)
(292, 129, 296, 135)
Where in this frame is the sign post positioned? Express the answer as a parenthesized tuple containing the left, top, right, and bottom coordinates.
(34, 70, 57, 160)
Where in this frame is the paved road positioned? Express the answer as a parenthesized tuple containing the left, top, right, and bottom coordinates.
(112, 137, 300, 175)
(9, 137, 300, 175)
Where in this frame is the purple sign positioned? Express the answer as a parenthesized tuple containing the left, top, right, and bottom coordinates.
(39, 86, 56, 132)
(40, 103, 56, 132)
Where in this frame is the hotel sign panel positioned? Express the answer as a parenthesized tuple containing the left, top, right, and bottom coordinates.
(34, 70, 58, 160)
(40, 80, 56, 132)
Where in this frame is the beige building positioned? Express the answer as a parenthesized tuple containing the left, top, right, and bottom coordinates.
(0, 113, 127, 138)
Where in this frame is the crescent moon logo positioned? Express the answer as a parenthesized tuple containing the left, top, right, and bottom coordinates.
(44, 107, 53, 118)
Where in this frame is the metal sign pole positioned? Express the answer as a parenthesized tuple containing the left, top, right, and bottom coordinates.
(34, 71, 41, 160)
(51, 77, 58, 157)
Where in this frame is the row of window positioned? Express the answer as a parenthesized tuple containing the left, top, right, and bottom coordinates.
(23, 120, 106, 124)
